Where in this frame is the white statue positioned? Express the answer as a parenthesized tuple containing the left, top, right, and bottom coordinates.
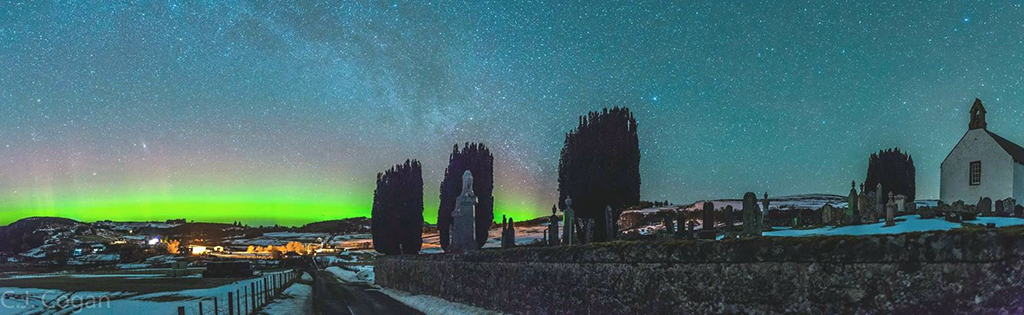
(449, 170, 478, 253)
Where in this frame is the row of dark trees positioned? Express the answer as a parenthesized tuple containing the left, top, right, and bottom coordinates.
(864, 148, 916, 201)
(371, 144, 496, 255)
(558, 107, 642, 242)
(372, 107, 644, 254)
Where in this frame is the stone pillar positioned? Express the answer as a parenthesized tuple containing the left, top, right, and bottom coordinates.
(449, 171, 478, 253)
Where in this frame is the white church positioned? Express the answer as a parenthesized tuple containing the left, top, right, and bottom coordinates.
(940, 99, 1024, 204)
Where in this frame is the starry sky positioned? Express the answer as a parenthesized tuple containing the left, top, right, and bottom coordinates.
(1, 1, 1023, 226)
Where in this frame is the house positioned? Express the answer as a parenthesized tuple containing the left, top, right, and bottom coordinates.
(940, 99, 1024, 204)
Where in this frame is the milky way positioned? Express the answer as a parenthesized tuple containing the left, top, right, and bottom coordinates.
(1, 1, 1023, 225)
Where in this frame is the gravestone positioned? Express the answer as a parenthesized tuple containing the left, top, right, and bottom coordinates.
(1003, 198, 1017, 217)
(449, 171, 479, 253)
(548, 206, 560, 246)
(742, 193, 762, 237)
(979, 197, 992, 217)
(584, 218, 595, 243)
(501, 215, 510, 248)
(995, 200, 1005, 216)
(605, 206, 616, 241)
(847, 181, 858, 218)
(1017, 205, 1024, 218)
(505, 218, 516, 248)
(856, 193, 870, 224)
(562, 197, 575, 245)
(761, 192, 770, 230)
(700, 202, 717, 240)
(885, 203, 896, 227)
(723, 205, 735, 239)
(674, 215, 687, 239)
(894, 194, 907, 213)
(686, 220, 697, 240)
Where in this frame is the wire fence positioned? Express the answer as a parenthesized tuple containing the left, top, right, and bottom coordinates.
(172, 269, 301, 315)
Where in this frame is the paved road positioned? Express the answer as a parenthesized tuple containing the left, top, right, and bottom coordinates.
(312, 269, 423, 315)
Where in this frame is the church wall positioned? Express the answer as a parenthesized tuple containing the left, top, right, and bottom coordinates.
(1015, 162, 1024, 203)
(377, 229, 1024, 314)
(941, 129, 1014, 204)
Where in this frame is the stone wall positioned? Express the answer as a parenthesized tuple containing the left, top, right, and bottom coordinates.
(375, 227, 1024, 314)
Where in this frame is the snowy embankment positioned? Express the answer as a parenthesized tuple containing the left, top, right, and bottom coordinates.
(257, 272, 313, 315)
(765, 215, 1024, 237)
(326, 265, 502, 315)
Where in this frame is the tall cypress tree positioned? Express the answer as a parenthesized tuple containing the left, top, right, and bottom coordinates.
(438, 143, 494, 250)
(557, 107, 641, 242)
(371, 160, 424, 255)
(864, 148, 916, 202)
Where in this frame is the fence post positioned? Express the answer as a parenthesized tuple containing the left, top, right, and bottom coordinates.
(228, 292, 234, 315)
(177, 306, 185, 315)
(199, 300, 204, 315)
(244, 287, 248, 315)
(251, 282, 256, 313)
(214, 297, 219, 315)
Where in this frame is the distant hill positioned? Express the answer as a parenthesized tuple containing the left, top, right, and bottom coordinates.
(0, 217, 81, 254)
(298, 217, 371, 233)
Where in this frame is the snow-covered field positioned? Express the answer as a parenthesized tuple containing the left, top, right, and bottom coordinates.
(0, 270, 296, 315)
(764, 215, 1024, 237)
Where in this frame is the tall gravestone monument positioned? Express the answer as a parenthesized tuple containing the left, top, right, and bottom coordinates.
(562, 197, 575, 245)
(700, 202, 717, 240)
(741, 192, 762, 237)
(548, 206, 560, 246)
(449, 170, 478, 253)
(847, 181, 857, 219)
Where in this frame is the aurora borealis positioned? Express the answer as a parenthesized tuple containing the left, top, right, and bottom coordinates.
(2, 1, 1024, 226)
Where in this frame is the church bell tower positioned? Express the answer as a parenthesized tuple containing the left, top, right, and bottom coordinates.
(969, 98, 987, 130)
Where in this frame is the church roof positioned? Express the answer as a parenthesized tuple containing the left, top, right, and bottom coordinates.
(987, 130, 1024, 165)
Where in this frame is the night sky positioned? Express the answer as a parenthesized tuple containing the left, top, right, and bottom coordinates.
(2, 1, 1023, 226)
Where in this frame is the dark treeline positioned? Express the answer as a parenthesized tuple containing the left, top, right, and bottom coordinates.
(371, 160, 424, 255)
(558, 107, 641, 242)
(865, 148, 916, 202)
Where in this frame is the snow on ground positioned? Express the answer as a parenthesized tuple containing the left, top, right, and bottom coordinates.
(0, 270, 297, 315)
(764, 215, 1024, 237)
(326, 265, 502, 315)
(0, 288, 134, 315)
(326, 266, 374, 284)
(258, 273, 313, 315)
(376, 288, 505, 315)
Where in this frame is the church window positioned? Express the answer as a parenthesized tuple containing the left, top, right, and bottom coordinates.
(970, 161, 981, 185)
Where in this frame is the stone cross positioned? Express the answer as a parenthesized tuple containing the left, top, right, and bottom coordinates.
(448, 170, 478, 253)
(562, 197, 575, 245)
(548, 206, 560, 246)
(700, 201, 716, 240)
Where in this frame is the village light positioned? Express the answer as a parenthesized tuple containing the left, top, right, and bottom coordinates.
(148, 238, 160, 245)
